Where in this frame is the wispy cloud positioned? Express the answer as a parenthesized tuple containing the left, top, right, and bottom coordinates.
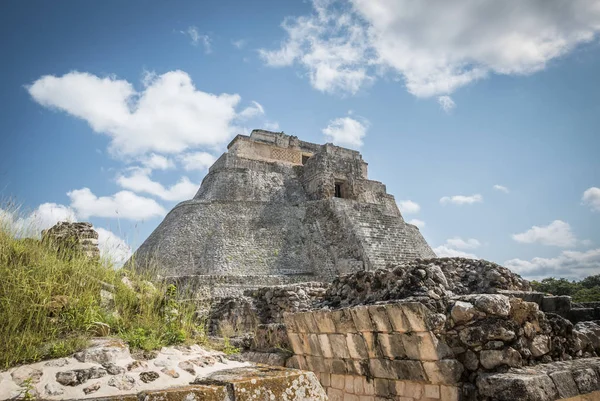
(493, 184, 510, 193)
(440, 194, 483, 205)
(183, 26, 212, 53)
(437, 96, 455, 113)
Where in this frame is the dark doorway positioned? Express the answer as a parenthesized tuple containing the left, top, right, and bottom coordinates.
(334, 183, 342, 198)
(302, 155, 310, 165)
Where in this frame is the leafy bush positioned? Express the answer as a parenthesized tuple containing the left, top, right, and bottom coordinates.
(0, 214, 203, 369)
(531, 275, 600, 302)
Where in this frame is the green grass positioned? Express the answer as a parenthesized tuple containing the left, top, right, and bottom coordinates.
(0, 214, 204, 369)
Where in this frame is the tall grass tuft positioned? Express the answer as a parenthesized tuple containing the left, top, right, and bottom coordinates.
(0, 207, 204, 370)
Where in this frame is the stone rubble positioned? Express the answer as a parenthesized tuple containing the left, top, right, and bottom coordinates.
(0, 338, 250, 400)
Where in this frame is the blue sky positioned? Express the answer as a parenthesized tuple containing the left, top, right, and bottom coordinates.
(1, 0, 599, 279)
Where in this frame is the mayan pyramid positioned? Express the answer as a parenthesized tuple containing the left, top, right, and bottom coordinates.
(132, 130, 436, 296)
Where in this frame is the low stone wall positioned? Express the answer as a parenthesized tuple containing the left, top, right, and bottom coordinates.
(281, 294, 600, 401)
(283, 302, 461, 401)
(477, 359, 600, 401)
(206, 282, 328, 336)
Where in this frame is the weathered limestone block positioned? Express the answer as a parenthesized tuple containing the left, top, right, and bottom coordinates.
(549, 370, 580, 399)
(312, 310, 336, 333)
(472, 294, 511, 317)
(332, 309, 357, 333)
(477, 373, 558, 401)
(479, 347, 523, 369)
(422, 360, 464, 384)
(346, 333, 369, 359)
(329, 334, 351, 359)
(392, 360, 428, 382)
(401, 332, 453, 361)
(385, 302, 430, 333)
(573, 369, 600, 394)
(350, 305, 374, 332)
(369, 305, 394, 332)
(377, 333, 406, 359)
(451, 301, 477, 324)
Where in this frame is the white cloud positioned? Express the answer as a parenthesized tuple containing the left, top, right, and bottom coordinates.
(433, 245, 478, 259)
(232, 39, 248, 49)
(583, 187, 600, 212)
(322, 116, 368, 148)
(433, 237, 481, 258)
(398, 200, 420, 215)
(407, 219, 425, 228)
(1, 203, 77, 236)
(140, 153, 175, 170)
(179, 152, 217, 171)
(493, 184, 510, 193)
(67, 188, 166, 220)
(512, 220, 576, 248)
(262, 121, 280, 131)
(437, 96, 456, 113)
(261, 0, 600, 98)
(185, 26, 212, 53)
(96, 227, 132, 267)
(440, 194, 483, 205)
(446, 237, 481, 250)
(27, 71, 245, 156)
(505, 248, 600, 280)
(116, 169, 198, 202)
(239, 101, 265, 119)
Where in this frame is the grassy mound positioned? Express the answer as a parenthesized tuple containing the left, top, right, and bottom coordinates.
(0, 222, 203, 370)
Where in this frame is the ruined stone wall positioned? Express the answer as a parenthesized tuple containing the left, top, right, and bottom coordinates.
(284, 302, 462, 401)
(283, 296, 600, 401)
(42, 222, 100, 260)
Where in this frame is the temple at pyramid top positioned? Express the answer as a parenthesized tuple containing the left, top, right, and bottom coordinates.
(132, 129, 436, 297)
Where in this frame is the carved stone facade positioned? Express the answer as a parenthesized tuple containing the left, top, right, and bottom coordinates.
(131, 129, 436, 296)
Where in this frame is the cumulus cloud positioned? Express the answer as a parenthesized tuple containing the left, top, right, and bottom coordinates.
(433, 245, 478, 259)
(67, 188, 166, 220)
(261, 0, 600, 98)
(446, 237, 481, 250)
(512, 220, 577, 248)
(433, 237, 481, 259)
(184, 26, 212, 53)
(140, 154, 175, 171)
(440, 194, 483, 205)
(493, 184, 510, 193)
(505, 248, 600, 280)
(583, 187, 600, 212)
(0, 203, 77, 236)
(407, 219, 425, 228)
(116, 168, 198, 202)
(438, 96, 456, 113)
(322, 116, 368, 148)
(398, 200, 420, 215)
(179, 152, 217, 171)
(26, 71, 247, 156)
(96, 227, 132, 267)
